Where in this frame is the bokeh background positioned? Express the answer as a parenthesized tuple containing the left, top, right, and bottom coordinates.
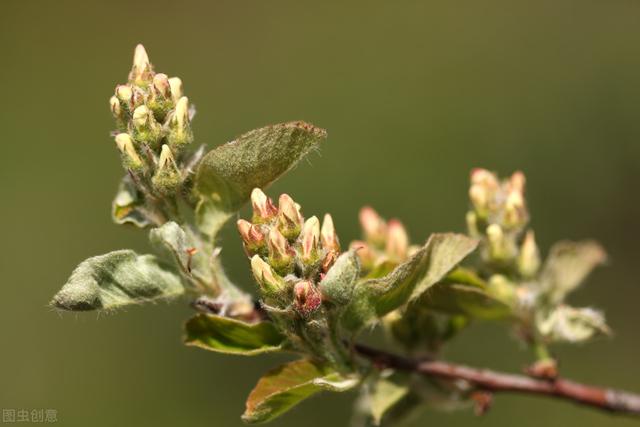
(1, 1, 639, 426)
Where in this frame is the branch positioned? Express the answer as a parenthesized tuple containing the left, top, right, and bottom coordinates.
(353, 343, 640, 417)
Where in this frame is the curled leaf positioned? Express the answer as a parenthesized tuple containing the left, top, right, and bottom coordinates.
(536, 305, 611, 343)
(51, 250, 184, 311)
(195, 121, 326, 237)
(184, 313, 286, 356)
(112, 174, 150, 227)
(242, 359, 358, 424)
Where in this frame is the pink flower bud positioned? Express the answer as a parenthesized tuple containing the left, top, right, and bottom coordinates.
(293, 280, 322, 317)
(267, 228, 294, 274)
(251, 188, 278, 223)
(236, 220, 265, 255)
(300, 216, 320, 262)
(321, 214, 340, 253)
(277, 193, 303, 239)
(250, 255, 286, 296)
(349, 240, 375, 271)
(386, 219, 409, 261)
(359, 206, 387, 247)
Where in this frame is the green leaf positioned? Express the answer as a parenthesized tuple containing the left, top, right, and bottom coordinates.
(195, 121, 327, 237)
(341, 233, 477, 333)
(112, 175, 150, 228)
(536, 305, 611, 343)
(420, 283, 512, 319)
(51, 250, 184, 311)
(540, 240, 607, 304)
(242, 359, 358, 424)
(184, 313, 286, 356)
(368, 377, 410, 426)
(319, 250, 360, 305)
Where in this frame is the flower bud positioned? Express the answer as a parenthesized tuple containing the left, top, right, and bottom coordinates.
(470, 168, 499, 188)
(320, 214, 340, 253)
(300, 216, 320, 263)
(109, 96, 121, 117)
(486, 223, 505, 258)
(359, 206, 387, 248)
(168, 77, 183, 103)
(251, 255, 287, 297)
(152, 73, 171, 98)
(114, 133, 142, 169)
(293, 280, 322, 317)
(167, 96, 193, 149)
(385, 219, 409, 261)
(277, 194, 304, 240)
(152, 145, 181, 194)
(503, 189, 527, 229)
(129, 44, 154, 86)
(466, 211, 480, 237)
(237, 219, 266, 257)
(267, 228, 295, 274)
(115, 84, 133, 103)
(349, 240, 375, 272)
(251, 188, 278, 223)
(132, 105, 163, 148)
(518, 230, 540, 278)
(509, 171, 526, 194)
(469, 184, 489, 213)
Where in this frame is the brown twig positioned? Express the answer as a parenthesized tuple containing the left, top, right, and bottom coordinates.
(353, 343, 640, 417)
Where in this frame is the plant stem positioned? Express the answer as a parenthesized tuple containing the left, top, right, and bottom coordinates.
(352, 343, 640, 417)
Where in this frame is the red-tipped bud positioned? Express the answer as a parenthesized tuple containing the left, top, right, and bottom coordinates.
(359, 206, 387, 247)
(277, 193, 303, 239)
(300, 216, 320, 262)
(470, 168, 499, 188)
(251, 188, 278, 223)
(509, 171, 526, 194)
(152, 73, 171, 98)
(321, 250, 338, 274)
(237, 219, 265, 256)
(386, 219, 409, 261)
(321, 214, 340, 253)
(267, 228, 295, 274)
(293, 280, 322, 317)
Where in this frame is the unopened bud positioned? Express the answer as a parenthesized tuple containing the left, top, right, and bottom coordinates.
(518, 230, 540, 278)
(251, 188, 278, 223)
(470, 168, 499, 188)
(267, 228, 294, 274)
(300, 216, 320, 262)
(486, 223, 516, 262)
(167, 96, 193, 149)
(293, 280, 322, 317)
(168, 77, 183, 103)
(115, 85, 133, 111)
(503, 190, 527, 229)
(277, 194, 304, 239)
(359, 206, 387, 248)
(349, 241, 375, 272)
(320, 214, 340, 253)
(109, 96, 120, 116)
(129, 44, 153, 86)
(510, 171, 526, 194)
(469, 184, 489, 213)
(132, 105, 151, 128)
(152, 73, 171, 98)
(237, 219, 265, 256)
(466, 211, 480, 237)
(487, 274, 517, 306)
(250, 255, 286, 297)
(386, 219, 409, 261)
(152, 145, 181, 194)
(132, 105, 162, 148)
(114, 133, 142, 169)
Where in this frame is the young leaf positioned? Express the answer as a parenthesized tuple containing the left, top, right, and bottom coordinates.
(536, 305, 611, 343)
(51, 250, 184, 311)
(368, 377, 410, 426)
(420, 283, 512, 320)
(341, 233, 477, 333)
(319, 250, 360, 305)
(540, 240, 607, 304)
(242, 358, 358, 424)
(112, 175, 150, 228)
(195, 121, 327, 237)
(184, 313, 286, 356)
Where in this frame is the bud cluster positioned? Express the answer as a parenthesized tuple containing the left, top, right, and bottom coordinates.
(466, 169, 539, 278)
(110, 44, 194, 196)
(349, 207, 416, 276)
(238, 189, 341, 317)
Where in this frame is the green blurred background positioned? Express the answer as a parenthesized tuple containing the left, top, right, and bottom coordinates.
(1, 0, 639, 425)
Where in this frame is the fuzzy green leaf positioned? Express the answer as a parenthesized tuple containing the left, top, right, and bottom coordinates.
(195, 121, 327, 237)
(420, 283, 512, 319)
(540, 240, 607, 304)
(184, 313, 286, 356)
(51, 250, 184, 311)
(319, 250, 360, 305)
(242, 359, 358, 424)
(112, 175, 150, 228)
(341, 233, 478, 332)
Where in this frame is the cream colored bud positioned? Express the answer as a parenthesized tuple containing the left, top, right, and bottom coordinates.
(132, 105, 151, 128)
(386, 219, 409, 261)
(518, 230, 540, 278)
(510, 171, 526, 194)
(470, 168, 499, 188)
(301, 216, 320, 261)
(158, 144, 177, 170)
(114, 133, 142, 167)
(174, 96, 189, 128)
(504, 190, 527, 228)
(466, 211, 480, 237)
(130, 44, 153, 84)
(321, 214, 340, 253)
(250, 255, 285, 295)
(168, 77, 183, 102)
(267, 228, 294, 273)
(349, 240, 376, 271)
(115, 85, 133, 102)
(469, 184, 488, 211)
(237, 219, 265, 256)
(153, 73, 171, 98)
(109, 96, 120, 116)
(251, 188, 277, 222)
(486, 224, 503, 246)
